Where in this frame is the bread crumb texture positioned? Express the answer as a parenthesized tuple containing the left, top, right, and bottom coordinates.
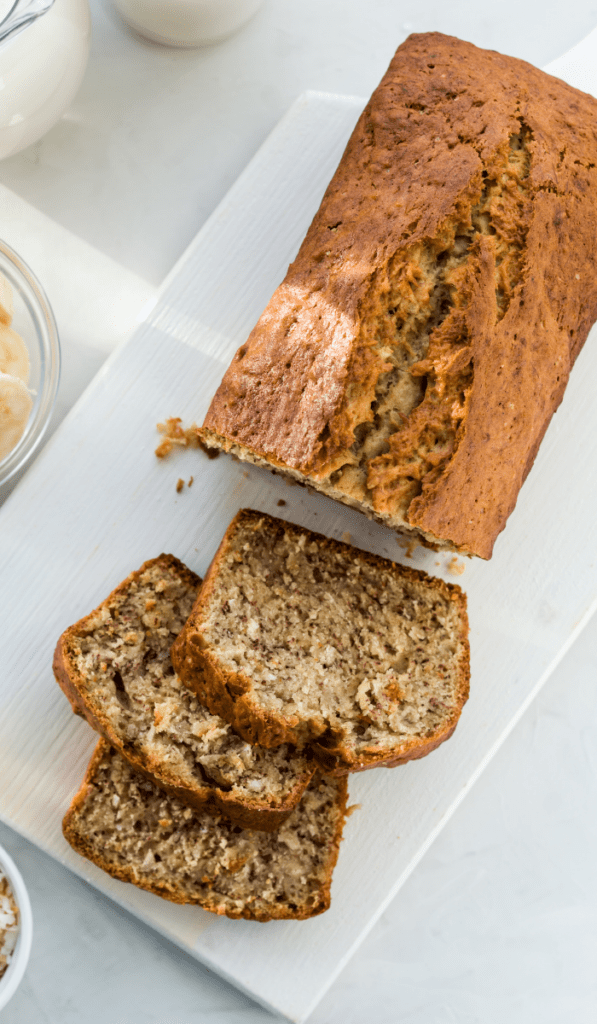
(200, 33, 597, 558)
(63, 742, 346, 921)
(55, 556, 312, 827)
(175, 510, 469, 771)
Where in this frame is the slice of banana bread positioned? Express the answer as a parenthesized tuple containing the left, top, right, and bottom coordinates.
(171, 510, 470, 774)
(54, 555, 314, 832)
(199, 33, 597, 559)
(63, 740, 347, 921)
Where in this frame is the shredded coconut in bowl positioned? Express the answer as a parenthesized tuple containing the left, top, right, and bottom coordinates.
(0, 872, 19, 980)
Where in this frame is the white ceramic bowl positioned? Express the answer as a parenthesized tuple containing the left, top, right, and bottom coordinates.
(0, 0, 91, 161)
(112, 0, 264, 47)
(0, 844, 33, 1012)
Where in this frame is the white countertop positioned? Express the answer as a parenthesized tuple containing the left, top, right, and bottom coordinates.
(1, 1, 597, 1020)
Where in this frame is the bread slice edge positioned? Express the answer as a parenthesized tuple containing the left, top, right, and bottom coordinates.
(54, 554, 314, 831)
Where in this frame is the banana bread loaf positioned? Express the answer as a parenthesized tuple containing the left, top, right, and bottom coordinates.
(54, 555, 313, 831)
(171, 510, 470, 774)
(199, 33, 597, 558)
(63, 740, 347, 921)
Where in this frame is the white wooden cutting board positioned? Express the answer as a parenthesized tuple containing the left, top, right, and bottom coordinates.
(1, 57, 597, 1021)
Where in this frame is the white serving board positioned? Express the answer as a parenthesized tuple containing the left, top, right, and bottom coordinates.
(2, 77, 597, 1022)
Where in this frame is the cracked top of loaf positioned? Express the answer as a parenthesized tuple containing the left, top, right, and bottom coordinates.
(200, 32, 597, 558)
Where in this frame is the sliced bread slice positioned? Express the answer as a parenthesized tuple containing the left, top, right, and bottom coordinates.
(172, 510, 470, 774)
(53, 555, 314, 832)
(63, 740, 347, 921)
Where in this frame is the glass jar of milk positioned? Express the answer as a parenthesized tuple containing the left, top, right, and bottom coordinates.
(0, 0, 91, 161)
(112, 0, 264, 47)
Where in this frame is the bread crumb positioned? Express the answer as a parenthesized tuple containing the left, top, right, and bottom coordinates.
(447, 556, 465, 576)
(155, 417, 220, 460)
(176, 478, 184, 493)
(397, 536, 418, 559)
(188, 476, 194, 487)
(155, 438, 173, 458)
(346, 803, 362, 817)
(276, 499, 286, 507)
(341, 531, 352, 545)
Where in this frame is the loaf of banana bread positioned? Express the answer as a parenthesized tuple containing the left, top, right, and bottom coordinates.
(199, 33, 597, 558)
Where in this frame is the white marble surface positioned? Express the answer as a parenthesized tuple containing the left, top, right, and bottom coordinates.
(1, 0, 597, 1020)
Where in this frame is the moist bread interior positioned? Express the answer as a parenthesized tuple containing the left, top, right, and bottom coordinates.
(65, 743, 346, 920)
(197, 514, 467, 759)
(70, 559, 308, 804)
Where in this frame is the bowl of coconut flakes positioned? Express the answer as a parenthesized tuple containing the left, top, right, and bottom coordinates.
(0, 843, 32, 1011)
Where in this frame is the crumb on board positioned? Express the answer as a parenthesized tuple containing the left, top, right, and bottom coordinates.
(155, 417, 220, 460)
(346, 804, 362, 817)
(447, 556, 466, 576)
(396, 535, 419, 559)
(395, 536, 417, 561)
(277, 499, 286, 507)
(188, 476, 194, 487)
(341, 531, 352, 545)
(176, 478, 184, 493)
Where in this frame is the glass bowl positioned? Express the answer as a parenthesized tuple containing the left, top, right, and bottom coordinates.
(0, 843, 33, 1012)
(0, 239, 60, 490)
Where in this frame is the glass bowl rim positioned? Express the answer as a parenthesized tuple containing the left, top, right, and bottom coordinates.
(0, 238, 60, 488)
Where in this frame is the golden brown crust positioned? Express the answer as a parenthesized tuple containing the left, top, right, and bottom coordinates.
(54, 555, 313, 832)
(312, 719, 460, 776)
(172, 509, 470, 772)
(200, 33, 597, 559)
(62, 739, 347, 922)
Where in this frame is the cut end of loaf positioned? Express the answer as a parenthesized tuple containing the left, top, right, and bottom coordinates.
(198, 427, 457, 557)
